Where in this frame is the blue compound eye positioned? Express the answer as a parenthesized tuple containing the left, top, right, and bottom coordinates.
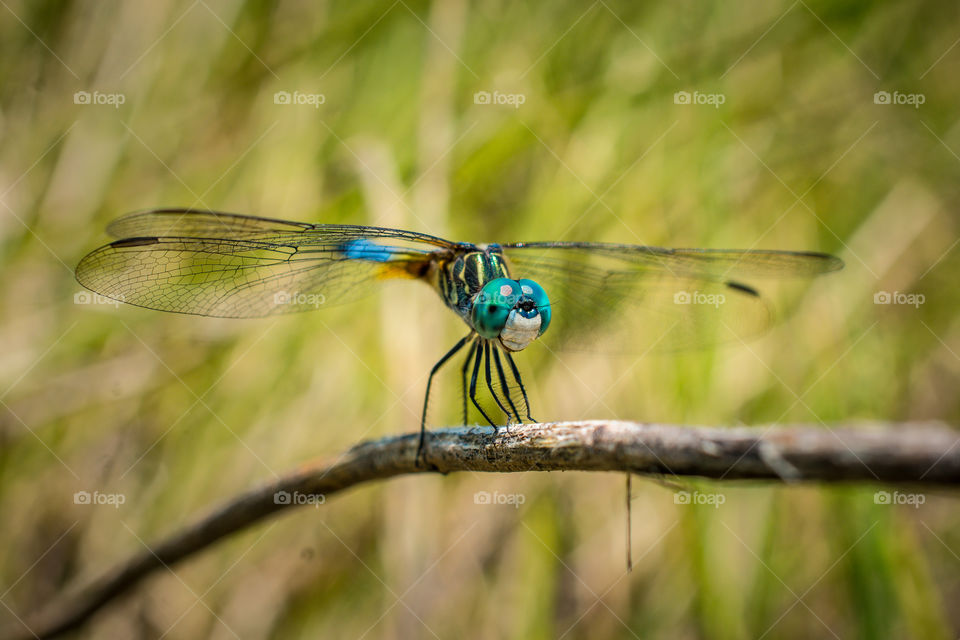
(471, 278, 522, 339)
(518, 279, 551, 335)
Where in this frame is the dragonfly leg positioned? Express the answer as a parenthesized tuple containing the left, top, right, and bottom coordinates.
(469, 338, 496, 427)
(483, 341, 513, 425)
(491, 347, 520, 425)
(460, 340, 479, 424)
(419, 331, 473, 466)
(504, 351, 535, 422)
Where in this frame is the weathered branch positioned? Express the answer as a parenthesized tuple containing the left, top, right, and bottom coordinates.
(6, 420, 959, 640)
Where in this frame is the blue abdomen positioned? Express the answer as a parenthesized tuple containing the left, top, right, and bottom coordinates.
(341, 238, 395, 262)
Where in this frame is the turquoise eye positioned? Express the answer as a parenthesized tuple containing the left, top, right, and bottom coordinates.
(518, 279, 551, 335)
(471, 278, 521, 339)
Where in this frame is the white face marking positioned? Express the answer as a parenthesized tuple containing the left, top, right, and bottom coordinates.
(499, 309, 541, 352)
(521, 285, 533, 295)
(499, 283, 514, 297)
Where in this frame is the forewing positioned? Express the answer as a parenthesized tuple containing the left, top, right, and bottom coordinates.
(104, 208, 455, 248)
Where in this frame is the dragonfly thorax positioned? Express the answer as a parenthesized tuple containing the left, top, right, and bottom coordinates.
(470, 278, 551, 352)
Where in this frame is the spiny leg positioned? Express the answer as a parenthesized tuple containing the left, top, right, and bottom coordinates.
(469, 338, 496, 427)
(491, 346, 520, 424)
(483, 341, 513, 423)
(460, 340, 479, 424)
(419, 331, 473, 465)
(504, 350, 535, 422)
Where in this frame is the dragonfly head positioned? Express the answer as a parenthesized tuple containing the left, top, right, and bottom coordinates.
(471, 278, 551, 352)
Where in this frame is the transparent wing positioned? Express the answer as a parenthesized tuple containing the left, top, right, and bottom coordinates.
(76, 209, 459, 318)
(500, 242, 843, 352)
(102, 208, 456, 248)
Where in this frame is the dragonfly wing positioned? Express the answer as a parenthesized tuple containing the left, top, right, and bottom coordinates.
(77, 209, 458, 318)
(105, 208, 315, 237)
(103, 208, 457, 248)
(500, 243, 842, 353)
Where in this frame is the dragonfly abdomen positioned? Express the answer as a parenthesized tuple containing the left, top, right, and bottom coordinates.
(337, 238, 435, 282)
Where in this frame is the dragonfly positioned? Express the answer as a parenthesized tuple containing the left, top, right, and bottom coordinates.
(76, 208, 843, 463)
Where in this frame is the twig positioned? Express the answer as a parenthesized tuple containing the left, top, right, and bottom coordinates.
(6, 420, 959, 639)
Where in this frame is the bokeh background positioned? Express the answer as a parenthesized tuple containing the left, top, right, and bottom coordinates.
(2, 1, 959, 638)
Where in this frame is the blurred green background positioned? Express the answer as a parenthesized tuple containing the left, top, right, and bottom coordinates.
(2, 0, 959, 638)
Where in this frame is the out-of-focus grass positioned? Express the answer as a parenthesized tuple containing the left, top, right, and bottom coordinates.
(1, 1, 959, 638)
